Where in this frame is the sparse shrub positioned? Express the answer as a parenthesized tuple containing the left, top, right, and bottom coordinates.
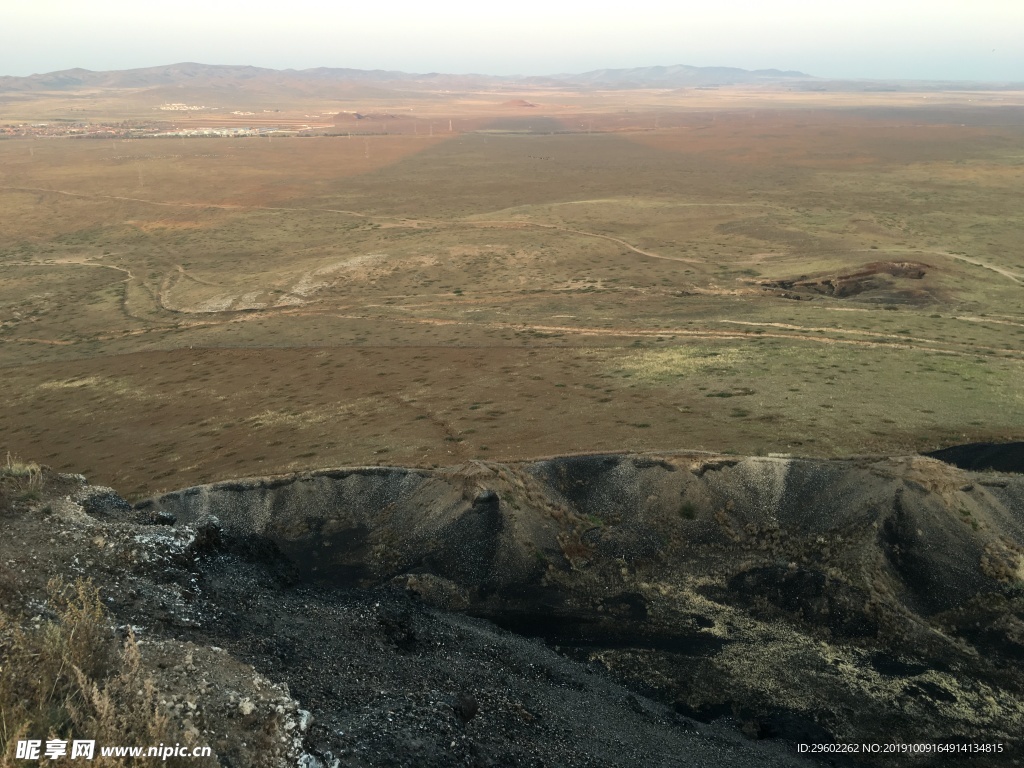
(0, 454, 44, 507)
(0, 578, 201, 766)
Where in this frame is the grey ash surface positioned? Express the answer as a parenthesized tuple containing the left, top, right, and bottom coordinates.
(180, 550, 820, 768)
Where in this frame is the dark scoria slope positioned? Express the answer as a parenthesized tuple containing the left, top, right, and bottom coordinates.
(3, 475, 815, 768)
(138, 451, 1024, 766)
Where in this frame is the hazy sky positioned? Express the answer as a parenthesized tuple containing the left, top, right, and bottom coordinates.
(3, 0, 1022, 80)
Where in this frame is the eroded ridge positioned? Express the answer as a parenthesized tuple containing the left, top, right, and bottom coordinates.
(125, 449, 1024, 765)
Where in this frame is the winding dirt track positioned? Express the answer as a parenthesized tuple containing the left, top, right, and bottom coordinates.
(942, 253, 1023, 284)
(3, 185, 1021, 361)
(9, 185, 1016, 278)
(459, 220, 700, 263)
(871, 246, 1024, 286)
(0, 185, 699, 264)
(4, 259, 133, 279)
(12, 304, 1012, 359)
(3, 258, 151, 323)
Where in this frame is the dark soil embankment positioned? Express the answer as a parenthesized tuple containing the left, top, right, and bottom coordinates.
(135, 451, 1024, 766)
(927, 441, 1024, 474)
(4, 449, 1024, 766)
(756, 261, 938, 304)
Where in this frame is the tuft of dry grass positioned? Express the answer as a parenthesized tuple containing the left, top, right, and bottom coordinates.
(1, 453, 42, 481)
(0, 454, 44, 506)
(0, 579, 208, 767)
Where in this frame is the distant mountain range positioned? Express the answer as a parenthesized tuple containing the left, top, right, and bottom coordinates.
(2, 63, 1018, 97)
(547, 64, 811, 87)
(0, 62, 813, 93)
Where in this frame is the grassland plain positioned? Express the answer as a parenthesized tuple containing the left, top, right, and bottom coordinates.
(2, 97, 1024, 496)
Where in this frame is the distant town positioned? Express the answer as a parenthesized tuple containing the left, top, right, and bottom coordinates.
(0, 105, 336, 138)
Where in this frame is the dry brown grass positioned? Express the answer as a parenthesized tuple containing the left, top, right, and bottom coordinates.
(2, 102, 1023, 494)
(0, 454, 44, 507)
(0, 579, 207, 767)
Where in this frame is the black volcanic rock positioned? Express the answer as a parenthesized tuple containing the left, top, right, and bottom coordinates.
(135, 451, 1024, 765)
(4, 450, 1024, 766)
